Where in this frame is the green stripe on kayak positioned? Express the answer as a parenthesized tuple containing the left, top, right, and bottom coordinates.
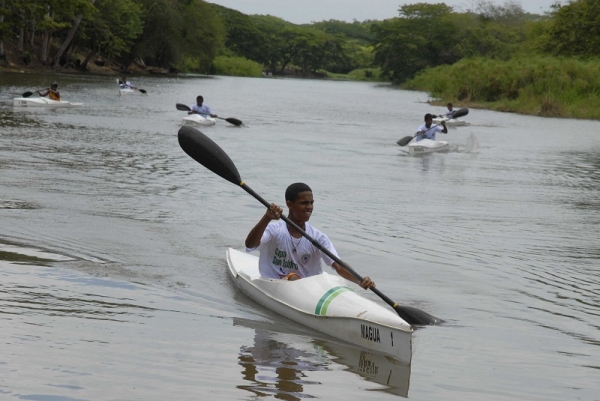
(315, 286, 352, 316)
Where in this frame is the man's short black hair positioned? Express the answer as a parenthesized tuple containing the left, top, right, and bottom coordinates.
(196, 95, 204, 101)
(424, 113, 433, 121)
(285, 183, 312, 202)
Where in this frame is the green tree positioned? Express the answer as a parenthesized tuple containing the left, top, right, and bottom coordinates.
(130, 0, 225, 71)
(76, 0, 144, 70)
(211, 5, 268, 64)
(371, 3, 457, 83)
(542, 0, 600, 57)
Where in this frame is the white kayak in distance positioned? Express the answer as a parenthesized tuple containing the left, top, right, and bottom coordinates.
(226, 248, 413, 364)
(13, 97, 84, 108)
(433, 116, 470, 126)
(433, 107, 470, 126)
(182, 114, 217, 127)
(119, 87, 136, 96)
(116, 79, 146, 95)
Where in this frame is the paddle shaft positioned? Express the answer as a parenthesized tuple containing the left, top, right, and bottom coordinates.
(240, 182, 415, 322)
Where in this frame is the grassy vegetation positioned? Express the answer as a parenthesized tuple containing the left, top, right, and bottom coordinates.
(211, 55, 263, 77)
(403, 56, 600, 119)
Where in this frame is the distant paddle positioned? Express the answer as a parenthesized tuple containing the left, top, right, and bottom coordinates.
(21, 89, 45, 98)
(450, 107, 469, 119)
(178, 125, 441, 326)
(397, 108, 468, 147)
(176, 103, 243, 127)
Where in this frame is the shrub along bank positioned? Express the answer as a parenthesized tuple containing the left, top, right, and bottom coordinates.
(403, 56, 600, 119)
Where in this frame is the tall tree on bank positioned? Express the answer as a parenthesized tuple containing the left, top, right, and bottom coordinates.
(52, 0, 96, 67)
(371, 2, 456, 83)
(76, 0, 143, 70)
(542, 0, 600, 57)
(130, 0, 225, 71)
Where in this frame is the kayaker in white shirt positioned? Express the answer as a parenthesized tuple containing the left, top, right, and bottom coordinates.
(245, 182, 375, 289)
(442, 102, 456, 118)
(119, 76, 136, 89)
(416, 113, 448, 141)
(188, 95, 217, 117)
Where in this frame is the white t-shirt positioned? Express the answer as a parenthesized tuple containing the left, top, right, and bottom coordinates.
(190, 104, 213, 115)
(416, 123, 444, 141)
(246, 219, 339, 279)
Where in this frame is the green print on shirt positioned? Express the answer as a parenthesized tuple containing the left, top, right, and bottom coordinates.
(272, 247, 299, 271)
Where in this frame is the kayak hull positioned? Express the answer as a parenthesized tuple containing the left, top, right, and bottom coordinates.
(182, 114, 217, 127)
(226, 248, 412, 363)
(13, 97, 83, 108)
(407, 137, 449, 155)
(433, 117, 470, 126)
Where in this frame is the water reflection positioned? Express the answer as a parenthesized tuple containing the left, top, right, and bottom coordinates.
(234, 318, 410, 398)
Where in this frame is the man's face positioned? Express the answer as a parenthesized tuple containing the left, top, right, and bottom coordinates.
(287, 191, 313, 223)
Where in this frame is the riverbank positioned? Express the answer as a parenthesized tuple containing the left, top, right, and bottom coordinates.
(0, 38, 171, 77)
(403, 56, 600, 120)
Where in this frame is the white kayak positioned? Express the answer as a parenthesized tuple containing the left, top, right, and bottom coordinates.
(119, 88, 136, 96)
(406, 137, 449, 155)
(234, 317, 411, 396)
(13, 97, 83, 108)
(117, 78, 140, 95)
(182, 114, 217, 127)
(433, 117, 470, 126)
(226, 248, 413, 363)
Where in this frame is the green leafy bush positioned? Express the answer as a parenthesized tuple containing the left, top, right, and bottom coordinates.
(212, 56, 263, 77)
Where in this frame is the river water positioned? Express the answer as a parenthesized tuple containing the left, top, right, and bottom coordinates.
(1, 72, 599, 400)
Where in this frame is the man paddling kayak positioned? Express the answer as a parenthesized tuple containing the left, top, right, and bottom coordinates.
(188, 95, 218, 118)
(37, 82, 60, 101)
(245, 182, 375, 289)
(416, 113, 447, 141)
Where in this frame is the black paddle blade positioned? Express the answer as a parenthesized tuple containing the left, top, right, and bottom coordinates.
(225, 117, 243, 127)
(395, 305, 442, 326)
(22, 91, 34, 98)
(178, 125, 242, 185)
(451, 108, 469, 119)
(176, 103, 191, 112)
(138, 89, 147, 94)
(397, 136, 413, 147)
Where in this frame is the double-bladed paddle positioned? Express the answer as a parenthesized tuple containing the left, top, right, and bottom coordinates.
(178, 125, 440, 326)
(176, 103, 243, 127)
(397, 108, 469, 147)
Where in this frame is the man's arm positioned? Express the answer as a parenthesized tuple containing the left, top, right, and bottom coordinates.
(441, 121, 448, 134)
(331, 261, 375, 289)
(245, 204, 282, 248)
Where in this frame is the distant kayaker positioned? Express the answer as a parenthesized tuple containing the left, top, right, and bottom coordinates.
(37, 82, 60, 101)
(119, 76, 136, 90)
(245, 182, 375, 289)
(442, 102, 456, 118)
(416, 113, 447, 141)
(188, 95, 217, 117)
